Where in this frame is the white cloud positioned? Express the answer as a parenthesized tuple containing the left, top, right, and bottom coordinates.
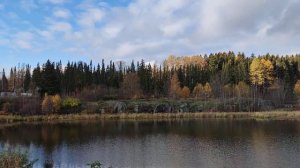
(38, 30, 53, 40)
(102, 24, 123, 38)
(153, 0, 187, 16)
(113, 41, 166, 58)
(14, 32, 33, 49)
(20, 0, 37, 12)
(161, 19, 191, 37)
(78, 8, 105, 27)
(63, 0, 197, 61)
(0, 38, 9, 46)
(36, 20, 72, 44)
(40, 0, 300, 62)
(49, 21, 72, 32)
(4, 0, 300, 63)
(53, 8, 71, 19)
(198, 0, 285, 39)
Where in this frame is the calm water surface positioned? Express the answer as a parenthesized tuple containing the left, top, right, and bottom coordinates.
(0, 119, 300, 168)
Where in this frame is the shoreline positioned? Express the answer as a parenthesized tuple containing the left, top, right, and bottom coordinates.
(1, 111, 300, 123)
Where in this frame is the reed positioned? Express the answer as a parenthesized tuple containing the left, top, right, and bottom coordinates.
(0, 111, 300, 123)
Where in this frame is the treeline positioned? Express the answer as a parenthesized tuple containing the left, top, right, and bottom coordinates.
(1, 51, 300, 105)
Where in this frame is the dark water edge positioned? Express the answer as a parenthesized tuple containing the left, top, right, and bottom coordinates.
(0, 119, 300, 168)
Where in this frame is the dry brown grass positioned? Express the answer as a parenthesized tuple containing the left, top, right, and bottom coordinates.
(0, 150, 36, 168)
(0, 111, 300, 123)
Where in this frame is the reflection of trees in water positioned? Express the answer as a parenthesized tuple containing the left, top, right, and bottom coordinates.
(0, 120, 299, 154)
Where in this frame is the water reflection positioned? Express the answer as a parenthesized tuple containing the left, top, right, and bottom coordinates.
(0, 119, 300, 168)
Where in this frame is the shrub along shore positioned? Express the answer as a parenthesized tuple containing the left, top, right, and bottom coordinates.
(1, 97, 300, 123)
(1, 111, 300, 123)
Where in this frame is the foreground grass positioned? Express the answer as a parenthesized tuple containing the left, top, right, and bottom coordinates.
(0, 150, 105, 168)
(0, 150, 37, 168)
(1, 111, 300, 123)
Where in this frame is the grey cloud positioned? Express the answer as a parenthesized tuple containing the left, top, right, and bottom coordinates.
(268, 0, 300, 35)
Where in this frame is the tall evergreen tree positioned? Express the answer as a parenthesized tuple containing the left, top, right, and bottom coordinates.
(40, 60, 60, 96)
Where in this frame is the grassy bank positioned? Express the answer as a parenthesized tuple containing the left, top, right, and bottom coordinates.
(1, 111, 300, 123)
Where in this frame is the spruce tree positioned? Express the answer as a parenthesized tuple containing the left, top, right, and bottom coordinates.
(40, 60, 60, 96)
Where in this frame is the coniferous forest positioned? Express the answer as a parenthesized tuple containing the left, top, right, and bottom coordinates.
(1, 51, 300, 114)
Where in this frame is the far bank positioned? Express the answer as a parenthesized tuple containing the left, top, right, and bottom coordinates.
(1, 111, 300, 123)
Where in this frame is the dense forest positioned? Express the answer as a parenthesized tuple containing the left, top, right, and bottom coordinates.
(1, 51, 300, 114)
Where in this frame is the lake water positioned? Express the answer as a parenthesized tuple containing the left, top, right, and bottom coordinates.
(0, 119, 300, 168)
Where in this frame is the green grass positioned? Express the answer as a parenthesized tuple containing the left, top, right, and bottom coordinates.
(1, 111, 300, 123)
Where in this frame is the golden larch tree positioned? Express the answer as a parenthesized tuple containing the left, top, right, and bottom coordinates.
(250, 58, 274, 86)
(260, 58, 274, 86)
(250, 58, 264, 86)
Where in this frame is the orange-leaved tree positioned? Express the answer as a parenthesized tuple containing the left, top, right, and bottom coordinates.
(294, 80, 300, 98)
(179, 86, 190, 99)
(193, 83, 204, 99)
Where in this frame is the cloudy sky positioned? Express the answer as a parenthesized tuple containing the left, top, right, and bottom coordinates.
(0, 0, 299, 69)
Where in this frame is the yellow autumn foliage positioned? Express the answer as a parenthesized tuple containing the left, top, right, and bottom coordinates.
(52, 94, 62, 113)
(42, 95, 54, 114)
(250, 58, 274, 86)
(164, 55, 207, 69)
(193, 83, 204, 98)
(179, 86, 190, 98)
(203, 82, 212, 98)
(42, 94, 62, 114)
(294, 80, 300, 97)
